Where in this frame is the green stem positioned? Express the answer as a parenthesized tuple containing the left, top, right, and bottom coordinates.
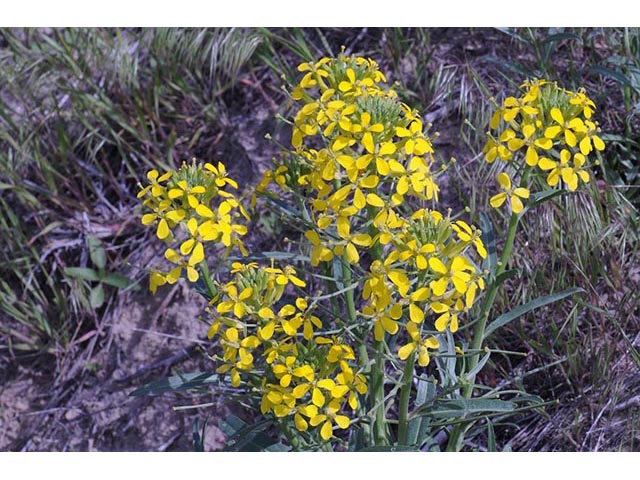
(342, 258, 357, 325)
(199, 260, 217, 301)
(397, 351, 415, 445)
(341, 254, 371, 445)
(446, 211, 521, 451)
(372, 338, 387, 445)
(465, 211, 520, 392)
(366, 206, 387, 446)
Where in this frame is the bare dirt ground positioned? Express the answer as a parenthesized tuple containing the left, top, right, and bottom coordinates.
(1, 285, 225, 451)
(0, 85, 277, 452)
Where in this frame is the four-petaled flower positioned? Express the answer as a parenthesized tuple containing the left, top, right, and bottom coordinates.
(490, 172, 530, 214)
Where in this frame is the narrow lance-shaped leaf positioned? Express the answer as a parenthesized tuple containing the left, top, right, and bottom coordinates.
(484, 287, 585, 340)
(480, 211, 497, 274)
(130, 372, 221, 397)
(413, 398, 516, 419)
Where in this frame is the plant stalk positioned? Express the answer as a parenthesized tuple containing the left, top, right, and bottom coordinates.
(199, 260, 217, 301)
(397, 350, 416, 445)
(446, 211, 520, 451)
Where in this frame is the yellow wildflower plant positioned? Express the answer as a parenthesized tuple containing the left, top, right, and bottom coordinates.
(484, 79, 605, 209)
(255, 53, 488, 440)
(138, 159, 249, 290)
(200, 262, 368, 442)
(135, 54, 607, 452)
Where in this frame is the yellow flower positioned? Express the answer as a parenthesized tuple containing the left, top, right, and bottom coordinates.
(310, 399, 350, 441)
(335, 365, 368, 410)
(149, 270, 167, 294)
(264, 265, 307, 288)
(168, 179, 205, 209)
(398, 322, 439, 366)
(428, 255, 475, 297)
(483, 137, 512, 163)
(137, 169, 172, 199)
(204, 161, 238, 189)
(504, 123, 553, 166)
(216, 284, 254, 318)
(451, 220, 487, 259)
(431, 301, 459, 332)
(395, 118, 433, 156)
(489, 172, 530, 214)
(569, 88, 596, 118)
(578, 120, 606, 155)
(352, 112, 384, 154)
(544, 107, 587, 148)
(141, 199, 173, 240)
(178, 217, 205, 267)
(501, 95, 539, 122)
(164, 248, 199, 283)
(337, 67, 373, 98)
(539, 149, 590, 191)
(365, 302, 402, 342)
(333, 232, 372, 264)
(297, 57, 330, 90)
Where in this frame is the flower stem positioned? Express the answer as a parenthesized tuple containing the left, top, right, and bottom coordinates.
(466, 211, 519, 392)
(372, 338, 387, 446)
(366, 206, 387, 446)
(199, 260, 217, 301)
(397, 350, 415, 445)
(446, 211, 520, 451)
(341, 254, 371, 445)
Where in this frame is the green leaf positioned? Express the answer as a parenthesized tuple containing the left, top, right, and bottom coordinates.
(129, 372, 220, 397)
(484, 287, 585, 340)
(193, 418, 207, 452)
(358, 445, 419, 452)
(543, 33, 581, 44)
(414, 398, 516, 419)
(90, 284, 105, 308)
(494, 269, 517, 288)
(465, 350, 491, 381)
(523, 189, 569, 213)
(262, 195, 300, 217)
(495, 28, 530, 45)
(264, 443, 292, 452)
(487, 418, 496, 452)
(588, 65, 634, 88)
(101, 273, 131, 289)
(88, 236, 106, 270)
(64, 267, 100, 282)
(407, 375, 436, 447)
(479, 211, 497, 273)
(191, 277, 216, 302)
(220, 415, 278, 452)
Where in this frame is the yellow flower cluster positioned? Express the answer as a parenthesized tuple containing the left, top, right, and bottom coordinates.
(137, 160, 249, 292)
(361, 209, 486, 366)
(206, 262, 367, 441)
(274, 55, 440, 266)
(484, 80, 605, 213)
(258, 54, 487, 369)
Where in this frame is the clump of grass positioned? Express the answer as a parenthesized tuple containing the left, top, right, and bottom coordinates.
(0, 28, 262, 356)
